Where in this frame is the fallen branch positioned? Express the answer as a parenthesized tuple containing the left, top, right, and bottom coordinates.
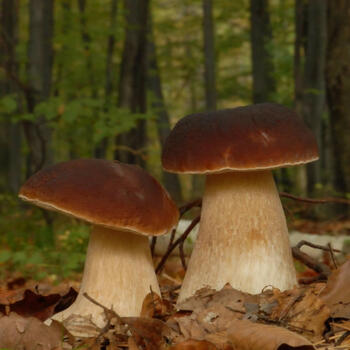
(156, 216, 200, 275)
(291, 240, 335, 279)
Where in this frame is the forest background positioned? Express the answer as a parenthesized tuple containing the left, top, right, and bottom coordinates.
(0, 0, 349, 282)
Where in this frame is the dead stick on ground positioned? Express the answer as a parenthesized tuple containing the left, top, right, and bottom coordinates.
(156, 216, 200, 275)
(292, 240, 334, 278)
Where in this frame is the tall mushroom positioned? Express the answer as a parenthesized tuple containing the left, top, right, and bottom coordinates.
(162, 103, 318, 302)
(19, 159, 179, 330)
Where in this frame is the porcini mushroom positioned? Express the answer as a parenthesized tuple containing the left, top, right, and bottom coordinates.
(19, 159, 179, 330)
(162, 103, 318, 302)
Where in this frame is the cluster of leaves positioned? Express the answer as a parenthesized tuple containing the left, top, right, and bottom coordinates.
(0, 194, 89, 281)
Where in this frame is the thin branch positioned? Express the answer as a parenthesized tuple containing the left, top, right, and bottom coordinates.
(294, 240, 342, 253)
(150, 236, 157, 257)
(280, 192, 350, 205)
(179, 198, 202, 216)
(292, 240, 333, 277)
(156, 216, 200, 275)
(179, 240, 186, 270)
(151, 198, 201, 257)
(327, 242, 338, 269)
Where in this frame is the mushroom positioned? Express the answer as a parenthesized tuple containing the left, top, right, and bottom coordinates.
(19, 159, 179, 330)
(162, 103, 318, 302)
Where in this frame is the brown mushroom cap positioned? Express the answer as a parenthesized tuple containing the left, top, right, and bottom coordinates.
(19, 159, 179, 236)
(162, 103, 319, 173)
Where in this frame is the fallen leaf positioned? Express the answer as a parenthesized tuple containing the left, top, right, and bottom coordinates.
(320, 259, 350, 319)
(169, 339, 218, 350)
(123, 316, 170, 350)
(262, 284, 330, 341)
(227, 319, 315, 350)
(0, 312, 63, 350)
(0, 285, 77, 322)
(141, 290, 169, 318)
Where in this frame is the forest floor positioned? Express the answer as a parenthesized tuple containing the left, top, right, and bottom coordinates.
(0, 213, 349, 349)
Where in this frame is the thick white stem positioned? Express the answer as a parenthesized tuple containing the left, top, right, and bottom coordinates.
(178, 171, 297, 302)
(52, 226, 160, 329)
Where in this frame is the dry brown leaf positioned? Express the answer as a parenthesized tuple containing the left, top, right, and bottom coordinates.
(227, 319, 315, 350)
(141, 291, 169, 318)
(169, 339, 219, 350)
(263, 284, 329, 341)
(204, 332, 234, 350)
(0, 287, 77, 321)
(320, 259, 350, 319)
(0, 312, 63, 350)
(123, 316, 170, 350)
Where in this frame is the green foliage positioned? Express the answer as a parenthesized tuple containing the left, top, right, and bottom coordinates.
(0, 95, 18, 115)
(0, 194, 89, 281)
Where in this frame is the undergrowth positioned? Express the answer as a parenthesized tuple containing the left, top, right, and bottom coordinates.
(0, 194, 88, 282)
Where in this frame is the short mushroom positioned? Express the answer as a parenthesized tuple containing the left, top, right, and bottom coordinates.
(19, 159, 179, 330)
(162, 103, 318, 302)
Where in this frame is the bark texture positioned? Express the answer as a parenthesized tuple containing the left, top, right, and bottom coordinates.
(250, 0, 275, 103)
(302, 0, 327, 194)
(148, 22, 182, 203)
(115, 0, 149, 166)
(0, 0, 22, 193)
(95, 0, 118, 158)
(202, 0, 217, 111)
(24, 0, 54, 175)
(326, 1, 350, 209)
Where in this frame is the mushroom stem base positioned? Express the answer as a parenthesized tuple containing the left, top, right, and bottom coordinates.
(178, 170, 297, 302)
(51, 226, 160, 333)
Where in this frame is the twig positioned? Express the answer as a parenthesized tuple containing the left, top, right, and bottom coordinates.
(179, 198, 202, 216)
(335, 331, 350, 346)
(295, 240, 342, 253)
(83, 292, 125, 326)
(280, 192, 350, 205)
(179, 240, 186, 270)
(156, 216, 200, 274)
(327, 242, 338, 269)
(151, 199, 201, 257)
(292, 241, 332, 278)
(150, 237, 157, 257)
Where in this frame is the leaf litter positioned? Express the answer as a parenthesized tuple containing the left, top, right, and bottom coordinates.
(0, 259, 349, 349)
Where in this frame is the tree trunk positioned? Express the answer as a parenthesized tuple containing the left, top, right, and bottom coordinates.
(95, 0, 118, 159)
(302, 0, 326, 195)
(202, 0, 217, 111)
(24, 0, 54, 175)
(77, 0, 97, 99)
(293, 0, 308, 196)
(326, 0, 350, 215)
(148, 22, 183, 203)
(250, 0, 276, 103)
(0, 0, 22, 193)
(115, 0, 149, 167)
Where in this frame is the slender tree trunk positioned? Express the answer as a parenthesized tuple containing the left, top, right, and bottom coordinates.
(302, 0, 326, 194)
(95, 0, 118, 158)
(293, 0, 308, 195)
(24, 0, 54, 175)
(148, 23, 182, 203)
(0, 0, 22, 193)
(250, 0, 276, 103)
(202, 0, 217, 111)
(77, 0, 97, 99)
(115, 0, 149, 167)
(326, 0, 350, 215)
